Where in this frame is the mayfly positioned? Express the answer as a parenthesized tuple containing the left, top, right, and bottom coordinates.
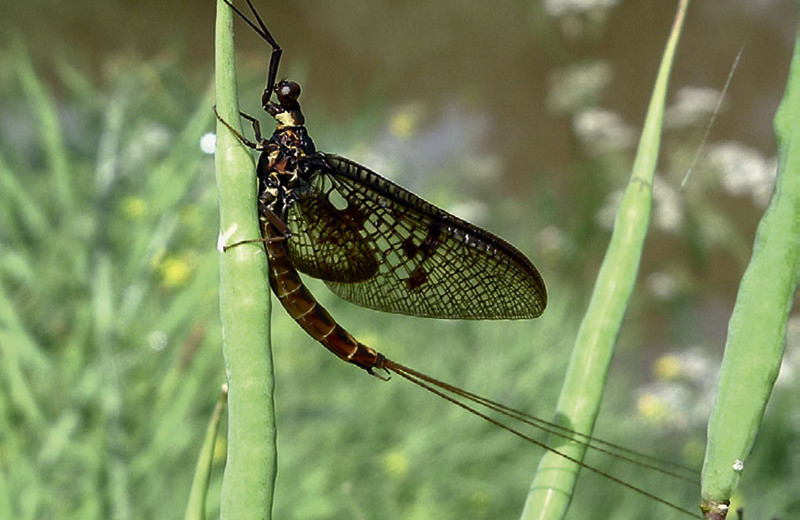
(214, 1, 701, 517)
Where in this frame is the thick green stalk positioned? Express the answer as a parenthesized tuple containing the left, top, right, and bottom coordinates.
(215, 2, 276, 519)
(700, 19, 800, 520)
(520, 1, 690, 519)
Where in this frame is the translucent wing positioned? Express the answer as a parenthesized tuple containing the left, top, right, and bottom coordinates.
(284, 187, 379, 282)
(289, 153, 546, 320)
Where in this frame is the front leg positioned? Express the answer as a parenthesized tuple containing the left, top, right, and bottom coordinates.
(213, 105, 265, 150)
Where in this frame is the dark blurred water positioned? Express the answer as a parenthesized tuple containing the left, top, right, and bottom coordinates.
(8, 1, 792, 155)
(5, 0, 797, 351)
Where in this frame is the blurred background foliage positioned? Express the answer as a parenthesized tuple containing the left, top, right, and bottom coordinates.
(0, 0, 798, 519)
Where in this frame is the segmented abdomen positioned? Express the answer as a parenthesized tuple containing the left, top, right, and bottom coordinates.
(263, 222, 386, 373)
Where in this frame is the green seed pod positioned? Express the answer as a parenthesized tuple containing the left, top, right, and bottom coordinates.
(700, 27, 800, 515)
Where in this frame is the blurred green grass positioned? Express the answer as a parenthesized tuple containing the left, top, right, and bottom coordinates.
(1, 22, 798, 520)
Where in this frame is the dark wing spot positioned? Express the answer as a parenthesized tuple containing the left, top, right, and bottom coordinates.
(406, 267, 428, 291)
(341, 204, 368, 229)
(401, 237, 418, 260)
(419, 223, 442, 259)
(390, 207, 405, 223)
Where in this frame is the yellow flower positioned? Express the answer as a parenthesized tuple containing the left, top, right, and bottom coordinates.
(159, 256, 192, 288)
(382, 450, 408, 478)
(637, 392, 668, 423)
(389, 105, 423, 139)
(654, 354, 681, 381)
(121, 197, 147, 219)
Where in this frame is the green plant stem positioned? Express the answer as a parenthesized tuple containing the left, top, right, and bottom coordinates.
(13, 42, 73, 216)
(215, 1, 276, 519)
(519, 1, 690, 519)
(184, 386, 228, 520)
(700, 20, 800, 520)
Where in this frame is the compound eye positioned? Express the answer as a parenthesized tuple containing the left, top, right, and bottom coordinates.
(275, 81, 301, 105)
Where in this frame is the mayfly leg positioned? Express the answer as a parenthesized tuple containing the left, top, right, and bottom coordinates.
(213, 106, 265, 150)
(220, 0, 283, 101)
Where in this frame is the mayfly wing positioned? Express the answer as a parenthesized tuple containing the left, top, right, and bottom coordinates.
(288, 153, 547, 320)
(283, 186, 379, 283)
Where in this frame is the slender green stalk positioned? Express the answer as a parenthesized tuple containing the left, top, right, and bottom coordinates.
(93, 254, 132, 520)
(215, 1, 276, 519)
(94, 74, 133, 520)
(184, 386, 228, 520)
(0, 458, 10, 520)
(13, 42, 74, 216)
(700, 21, 800, 520)
(520, 2, 690, 519)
